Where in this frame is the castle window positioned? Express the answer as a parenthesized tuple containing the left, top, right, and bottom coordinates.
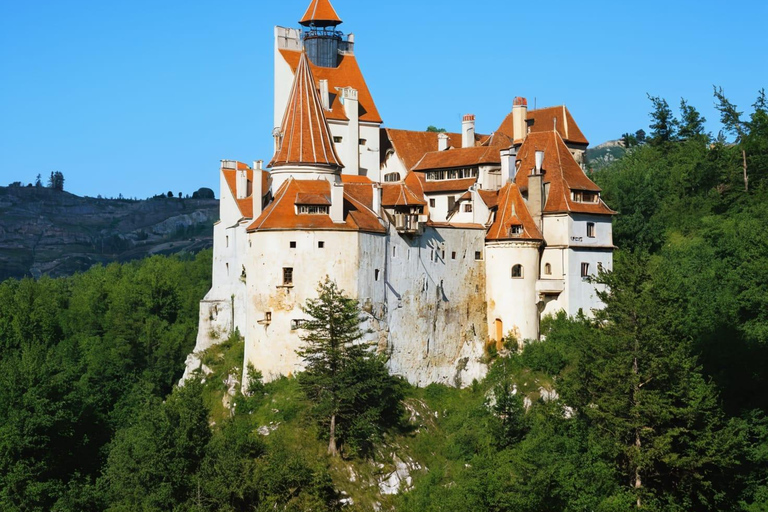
(283, 267, 293, 285)
(298, 205, 330, 215)
(333, 136, 343, 143)
(475, 250, 482, 260)
(509, 225, 523, 236)
(544, 263, 552, 275)
(587, 222, 596, 238)
(581, 262, 590, 278)
(447, 196, 456, 211)
(265, 312, 272, 322)
(463, 203, 473, 213)
(290, 241, 296, 248)
(318, 241, 325, 248)
(384, 172, 400, 182)
(429, 198, 436, 208)
(375, 269, 380, 281)
(451, 251, 456, 260)
(226, 236, 229, 247)
(511, 264, 523, 279)
(226, 263, 229, 275)
(359, 138, 367, 145)
(572, 190, 599, 203)
(392, 246, 397, 258)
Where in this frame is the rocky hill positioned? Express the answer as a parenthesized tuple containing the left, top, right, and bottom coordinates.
(0, 186, 218, 281)
(586, 139, 628, 171)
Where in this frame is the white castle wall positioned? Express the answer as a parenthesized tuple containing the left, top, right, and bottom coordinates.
(485, 241, 541, 343)
(383, 224, 488, 387)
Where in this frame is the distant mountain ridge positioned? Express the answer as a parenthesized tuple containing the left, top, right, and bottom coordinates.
(586, 139, 628, 171)
(0, 186, 218, 281)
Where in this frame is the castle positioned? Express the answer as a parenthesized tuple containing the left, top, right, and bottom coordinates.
(184, 0, 615, 387)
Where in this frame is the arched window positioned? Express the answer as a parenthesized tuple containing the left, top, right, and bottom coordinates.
(511, 264, 523, 278)
(544, 263, 552, 275)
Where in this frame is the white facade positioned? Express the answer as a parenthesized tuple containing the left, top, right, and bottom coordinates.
(183, 2, 615, 388)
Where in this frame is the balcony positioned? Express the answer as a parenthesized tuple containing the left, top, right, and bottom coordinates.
(394, 213, 423, 234)
(536, 279, 565, 295)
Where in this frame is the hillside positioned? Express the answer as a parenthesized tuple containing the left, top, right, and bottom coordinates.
(585, 139, 628, 171)
(0, 186, 218, 280)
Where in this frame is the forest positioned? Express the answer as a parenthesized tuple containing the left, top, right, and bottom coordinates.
(0, 89, 767, 511)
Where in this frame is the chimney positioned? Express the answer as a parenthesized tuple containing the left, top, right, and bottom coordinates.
(512, 97, 528, 142)
(528, 150, 544, 231)
(252, 170, 263, 217)
(253, 160, 263, 171)
(331, 182, 344, 223)
(340, 87, 359, 175)
(462, 114, 475, 148)
(500, 149, 511, 183)
(438, 132, 449, 151)
(372, 183, 382, 215)
(319, 79, 330, 111)
(236, 168, 248, 199)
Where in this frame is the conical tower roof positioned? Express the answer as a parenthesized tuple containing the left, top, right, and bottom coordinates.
(269, 52, 343, 170)
(299, 0, 342, 27)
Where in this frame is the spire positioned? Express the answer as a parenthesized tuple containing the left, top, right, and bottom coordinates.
(299, 0, 342, 27)
(269, 52, 343, 170)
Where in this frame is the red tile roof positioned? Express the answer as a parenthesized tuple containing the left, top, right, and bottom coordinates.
(383, 128, 479, 170)
(420, 177, 477, 193)
(381, 183, 427, 207)
(514, 131, 614, 215)
(486, 183, 543, 241)
(222, 164, 271, 219)
(497, 105, 589, 145)
(481, 131, 514, 148)
(299, 0, 342, 26)
(270, 52, 343, 170)
(279, 49, 382, 124)
(412, 146, 501, 171)
(478, 189, 499, 209)
(247, 178, 385, 234)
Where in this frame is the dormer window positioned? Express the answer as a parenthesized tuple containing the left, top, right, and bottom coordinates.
(298, 205, 330, 215)
(384, 172, 400, 182)
(425, 168, 478, 181)
(333, 136, 343, 143)
(571, 190, 599, 203)
(509, 225, 524, 236)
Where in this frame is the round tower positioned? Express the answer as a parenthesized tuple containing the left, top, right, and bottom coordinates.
(299, 0, 345, 68)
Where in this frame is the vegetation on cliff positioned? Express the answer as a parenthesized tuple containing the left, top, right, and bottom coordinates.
(1, 89, 767, 510)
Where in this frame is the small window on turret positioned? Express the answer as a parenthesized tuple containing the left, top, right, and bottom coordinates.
(511, 264, 523, 279)
(333, 136, 343, 143)
(587, 222, 596, 238)
(359, 139, 367, 145)
(544, 263, 552, 275)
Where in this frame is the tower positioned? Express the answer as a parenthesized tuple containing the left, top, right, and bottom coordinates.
(299, 0, 346, 68)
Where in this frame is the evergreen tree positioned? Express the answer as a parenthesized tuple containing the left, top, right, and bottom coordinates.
(714, 85, 749, 191)
(296, 277, 403, 457)
(678, 98, 708, 140)
(647, 94, 678, 144)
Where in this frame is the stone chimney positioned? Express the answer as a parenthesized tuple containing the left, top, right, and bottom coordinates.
(340, 87, 359, 175)
(512, 97, 528, 142)
(527, 150, 544, 231)
(252, 169, 263, 218)
(236, 168, 248, 200)
(462, 114, 475, 148)
(319, 79, 330, 111)
(500, 149, 511, 183)
(438, 132, 449, 151)
(331, 182, 344, 223)
(372, 183, 382, 215)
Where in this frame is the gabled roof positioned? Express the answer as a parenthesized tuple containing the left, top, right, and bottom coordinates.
(222, 163, 271, 219)
(270, 52, 343, 170)
(383, 128, 485, 170)
(247, 178, 385, 234)
(412, 145, 501, 171)
(299, 0, 342, 27)
(279, 50, 382, 124)
(486, 183, 543, 241)
(497, 105, 589, 145)
(514, 131, 615, 215)
(381, 183, 427, 207)
(480, 131, 514, 148)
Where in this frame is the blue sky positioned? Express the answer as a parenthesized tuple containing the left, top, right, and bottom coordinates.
(1, 0, 766, 198)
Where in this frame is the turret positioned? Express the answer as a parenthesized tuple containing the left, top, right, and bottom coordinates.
(299, 0, 351, 68)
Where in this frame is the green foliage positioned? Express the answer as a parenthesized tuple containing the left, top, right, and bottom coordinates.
(647, 94, 678, 144)
(297, 277, 404, 457)
(425, 126, 447, 133)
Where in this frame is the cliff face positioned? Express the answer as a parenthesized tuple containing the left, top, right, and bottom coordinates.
(0, 186, 218, 281)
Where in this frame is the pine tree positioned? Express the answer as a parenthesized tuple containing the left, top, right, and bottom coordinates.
(678, 98, 708, 140)
(647, 94, 678, 144)
(296, 277, 403, 457)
